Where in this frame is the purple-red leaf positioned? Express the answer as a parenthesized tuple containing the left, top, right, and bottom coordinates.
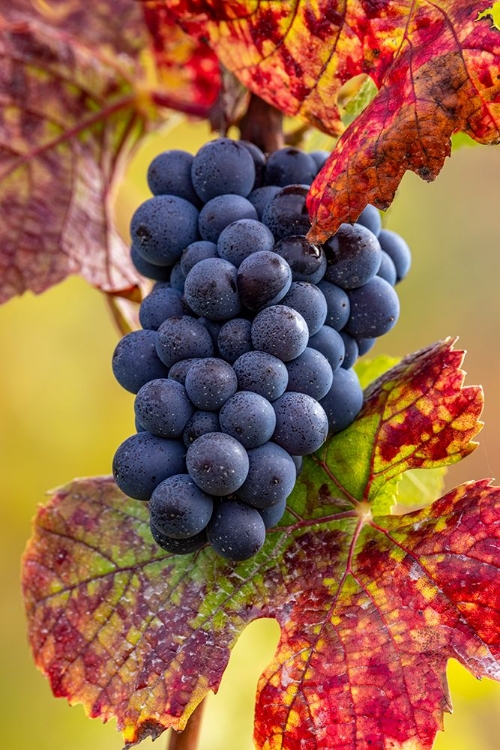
(0, 16, 149, 302)
(21, 341, 499, 749)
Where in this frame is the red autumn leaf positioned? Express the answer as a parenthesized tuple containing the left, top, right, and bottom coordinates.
(158, 1, 500, 240)
(22, 340, 498, 750)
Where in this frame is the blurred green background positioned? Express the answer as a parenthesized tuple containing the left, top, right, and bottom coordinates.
(1, 119, 499, 749)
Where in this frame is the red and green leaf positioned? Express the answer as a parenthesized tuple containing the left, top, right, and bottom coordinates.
(22, 340, 499, 749)
(155, 0, 500, 239)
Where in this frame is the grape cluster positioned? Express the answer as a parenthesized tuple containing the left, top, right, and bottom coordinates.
(112, 138, 411, 561)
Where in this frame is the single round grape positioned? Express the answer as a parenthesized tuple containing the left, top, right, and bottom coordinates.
(237, 250, 292, 310)
(357, 337, 376, 356)
(134, 379, 194, 438)
(112, 329, 169, 394)
(291, 454, 303, 476)
(149, 474, 213, 539)
(198, 194, 258, 243)
(355, 205, 382, 237)
(150, 522, 207, 554)
(240, 140, 266, 188)
(139, 286, 187, 330)
(233, 351, 289, 401)
(131, 195, 199, 266)
(168, 358, 201, 386)
(183, 410, 220, 447)
(251, 305, 309, 362)
(323, 223, 382, 289)
(339, 332, 359, 370)
(183, 257, 241, 321)
(286, 347, 333, 400)
(156, 316, 214, 369)
(247, 185, 281, 219)
(345, 276, 400, 338)
(378, 229, 412, 282)
(308, 325, 345, 372)
(217, 219, 274, 267)
(197, 317, 222, 350)
(377, 251, 397, 286)
(309, 150, 330, 171)
(272, 392, 328, 455)
(317, 280, 350, 330)
(274, 235, 327, 284)
(131, 245, 171, 281)
(112, 433, 186, 501)
(191, 138, 256, 202)
(147, 150, 200, 205)
(186, 432, 249, 495)
(219, 391, 276, 449)
(262, 185, 311, 241)
(281, 281, 327, 335)
(217, 319, 253, 363)
(258, 497, 287, 529)
(264, 147, 317, 187)
(236, 441, 296, 508)
(320, 367, 364, 434)
(180, 241, 218, 276)
(169, 261, 186, 292)
(207, 501, 266, 561)
(185, 358, 238, 411)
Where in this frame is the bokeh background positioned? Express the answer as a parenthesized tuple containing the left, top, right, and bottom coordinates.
(1, 119, 499, 749)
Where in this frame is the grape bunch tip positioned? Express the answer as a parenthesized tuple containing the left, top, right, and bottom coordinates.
(112, 138, 412, 562)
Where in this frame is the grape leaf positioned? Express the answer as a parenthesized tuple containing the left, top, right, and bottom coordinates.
(0, 4, 217, 304)
(0, 15, 150, 303)
(159, 0, 500, 240)
(22, 340, 497, 750)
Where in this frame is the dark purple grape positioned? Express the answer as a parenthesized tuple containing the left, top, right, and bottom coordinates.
(191, 138, 256, 202)
(184, 358, 238, 411)
(186, 432, 249, 495)
(139, 286, 187, 330)
(286, 347, 333, 400)
(131, 195, 199, 266)
(377, 251, 398, 286)
(149, 474, 213, 539)
(156, 316, 214, 369)
(345, 277, 400, 338)
(183, 410, 220, 447)
(207, 501, 266, 561)
(320, 367, 364, 434)
(233, 351, 289, 401)
(131, 245, 171, 281)
(355, 205, 382, 237)
(236, 442, 296, 508)
(378, 229, 412, 282)
(150, 522, 207, 554)
(264, 147, 317, 187)
(112, 329, 169, 394)
(317, 280, 350, 331)
(237, 251, 292, 310)
(339, 332, 359, 370)
(323, 223, 382, 289)
(272, 392, 328, 455)
(180, 241, 218, 276)
(217, 319, 253, 364)
(251, 305, 309, 362)
(281, 281, 327, 336)
(247, 185, 281, 219)
(262, 185, 311, 241)
(308, 325, 345, 372)
(219, 391, 276, 449)
(113, 433, 186, 501)
(217, 219, 274, 267)
(147, 150, 200, 205)
(134, 379, 194, 438)
(198, 194, 258, 243)
(274, 236, 327, 284)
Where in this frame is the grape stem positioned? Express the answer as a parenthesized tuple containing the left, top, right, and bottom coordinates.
(239, 94, 285, 153)
(167, 698, 206, 750)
